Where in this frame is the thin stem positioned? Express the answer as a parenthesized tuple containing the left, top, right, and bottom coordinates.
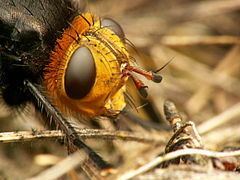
(0, 129, 163, 144)
(119, 148, 240, 180)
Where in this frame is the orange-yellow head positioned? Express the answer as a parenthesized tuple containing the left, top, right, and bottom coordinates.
(44, 13, 129, 117)
(44, 12, 162, 118)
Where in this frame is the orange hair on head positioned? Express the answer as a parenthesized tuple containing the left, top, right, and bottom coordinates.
(44, 13, 94, 97)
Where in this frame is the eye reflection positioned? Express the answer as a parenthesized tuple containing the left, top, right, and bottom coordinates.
(101, 18, 125, 39)
(64, 46, 96, 99)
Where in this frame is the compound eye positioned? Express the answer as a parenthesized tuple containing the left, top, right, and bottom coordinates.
(64, 46, 96, 99)
(101, 18, 125, 39)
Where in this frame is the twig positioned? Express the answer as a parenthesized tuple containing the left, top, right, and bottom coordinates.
(186, 45, 240, 114)
(74, 129, 160, 143)
(136, 166, 240, 180)
(28, 151, 86, 180)
(203, 125, 240, 148)
(161, 36, 240, 46)
(150, 46, 240, 97)
(197, 102, 240, 134)
(0, 130, 63, 143)
(167, 0, 240, 20)
(0, 129, 163, 144)
(118, 148, 240, 180)
(164, 101, 203, 151)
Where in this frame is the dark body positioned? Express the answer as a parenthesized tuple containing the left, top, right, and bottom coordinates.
(0, 0, 80, 106)
(0, 0, 110, 169)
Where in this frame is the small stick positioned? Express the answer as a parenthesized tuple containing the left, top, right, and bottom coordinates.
(29, 151, 86, 180)
(151, 46, 240, 97)
(0, 129, 163, 144)
(0, 130, 63, 143)
(198, 102, 240, 135)
(161, 36, 240, 46)
(186, 45, 240, 114)
(203, 125, 240, 148)
(164, 100, 182, 132)
(118, 148, 240, 180)
(164, 101, 203, 152)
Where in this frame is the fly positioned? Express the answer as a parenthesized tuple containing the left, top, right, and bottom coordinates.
(0, 0, 162, 171)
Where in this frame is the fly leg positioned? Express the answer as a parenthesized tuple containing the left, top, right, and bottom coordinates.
(24, 80, 112, 173)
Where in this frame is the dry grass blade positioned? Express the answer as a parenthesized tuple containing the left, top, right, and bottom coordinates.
(151, 46, 240, 97)
(186, 45, 240, 114)
(28, 151, 86, 180)
(167, 0, 240, 20)
(2, 0, 240, 179)
(161, 36, 240, 46)
(136, 166, 240, 180)
(0, 130, 63, 143)
(198, 102, 240, 134)
(119, 148, 240, 180)
(0, 129, 163, 144)
(203, 125, 240, 148)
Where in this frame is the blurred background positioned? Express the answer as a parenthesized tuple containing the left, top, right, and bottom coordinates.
(0, 0, 240, 179)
